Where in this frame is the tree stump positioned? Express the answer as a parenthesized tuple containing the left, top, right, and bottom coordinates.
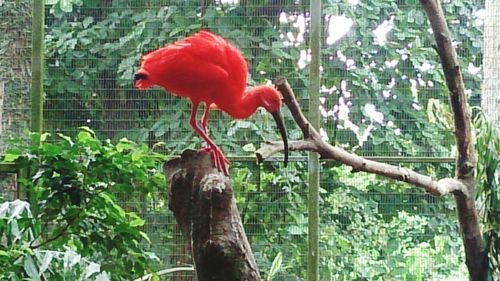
(164, 150, 261, 281)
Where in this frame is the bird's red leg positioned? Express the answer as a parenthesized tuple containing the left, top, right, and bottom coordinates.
(198, 103, 213, 151)
(199, 103, 230, 170)
(198, 103, 212, 151)
(201, 103, 210, 133)
(189, 102, 230, 175)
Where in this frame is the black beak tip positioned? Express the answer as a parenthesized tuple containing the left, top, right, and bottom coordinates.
(270, 110, 289, 168)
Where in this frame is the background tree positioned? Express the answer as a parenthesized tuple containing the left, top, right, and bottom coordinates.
(482, 0, 499, 124)
(0, 0, 31, 154)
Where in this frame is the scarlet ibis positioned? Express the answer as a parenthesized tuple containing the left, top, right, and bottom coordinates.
(133, 30, 288, 175)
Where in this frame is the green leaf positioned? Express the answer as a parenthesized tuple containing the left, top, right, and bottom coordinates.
(139, 231, 151, 243)
(77, 131, 93, 142)
(242, 143, 256, 152)
(79, 126, 96, 136)
(116, 140, 135, 152)
(39, 251, 54, 273)
(129, 215, 145, 227)
(41, 143, 62, 156)
(83, 262, 101, 278)
(59, 0, 73, 13)
(24, 255, 40, 280)
(57, 133, 74, 146)
(12, 201, 30, 217)
(3, 152, 21, 162)
(131, 152, 143, 162)
(415, 10, 426, 25)
(82, 16, 93, 28)
(95, 271, 110, 281)
(267, 252, 283, 281)
(63, 249, 81, 269)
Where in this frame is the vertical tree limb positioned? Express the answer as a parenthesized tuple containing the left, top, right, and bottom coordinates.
(164, 150, 261, 281)
(420, 1, 487, 280)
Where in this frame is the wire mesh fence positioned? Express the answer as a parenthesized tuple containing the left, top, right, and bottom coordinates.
(0, 0, 32, 154)
(0, 0, 495, 280)
(0, 0, 31, 212)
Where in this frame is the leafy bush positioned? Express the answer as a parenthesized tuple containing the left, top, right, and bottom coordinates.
(474, 114, 500, 278)
(1, 128, 166, 280)
(231, 162, 468, 280)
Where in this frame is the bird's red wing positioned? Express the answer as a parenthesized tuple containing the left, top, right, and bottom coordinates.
(140, 41, 230, 99)
(139, 31, 248, 103)
(182, 31, 233, 64)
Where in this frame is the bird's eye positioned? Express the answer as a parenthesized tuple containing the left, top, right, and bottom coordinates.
(133, 72, 147, 82)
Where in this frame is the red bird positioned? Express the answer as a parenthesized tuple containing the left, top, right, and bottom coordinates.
(134, 30, 288, 175)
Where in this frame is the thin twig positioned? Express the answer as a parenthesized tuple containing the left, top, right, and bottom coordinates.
(30, 223, 70, 249)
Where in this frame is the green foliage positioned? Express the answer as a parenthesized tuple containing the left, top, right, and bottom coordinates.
(41, 0, 484, 159)
(319, 0, 483, 155)
(230, 162, 467, 280)
(16, 0, 489, 279)
(474, 114, 500, 278)
(45, 0, 83, 15)
(1, 128, 166, 280)
(320, 165, 466, 280)
(0, 200, 110, 280)
(42, 0, 304, 150)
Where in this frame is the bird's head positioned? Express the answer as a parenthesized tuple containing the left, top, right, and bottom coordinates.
(133, 69, 153, 89)
(256, 86, 289, 167)
(258, 86, 282, 113)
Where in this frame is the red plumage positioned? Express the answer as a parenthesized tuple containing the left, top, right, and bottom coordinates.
(134, 31, 288, 175)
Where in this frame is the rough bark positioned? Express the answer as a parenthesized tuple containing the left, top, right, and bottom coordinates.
(420, 1, 488, 280)
(164, 150, 261, 281)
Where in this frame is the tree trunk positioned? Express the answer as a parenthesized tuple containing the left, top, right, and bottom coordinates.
(482, 0, 500, 124)
(419, 0, 489, 280)
(163, 150, 261, 281)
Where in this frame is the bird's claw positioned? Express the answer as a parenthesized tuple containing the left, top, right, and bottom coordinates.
(200, 146, 230, 176)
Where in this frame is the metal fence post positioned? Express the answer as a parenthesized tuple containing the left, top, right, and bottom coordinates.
(308, 1, 322, 281)
(31, 0, 44, 133)
(27, 0, 45, 209)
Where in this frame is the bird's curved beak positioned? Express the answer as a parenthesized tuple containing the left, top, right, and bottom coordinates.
(271, 110, 289, 167)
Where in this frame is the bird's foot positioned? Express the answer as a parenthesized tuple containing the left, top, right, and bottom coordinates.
(199, 146, 230, 176)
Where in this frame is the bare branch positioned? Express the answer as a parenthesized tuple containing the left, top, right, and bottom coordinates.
(434, 178, 469, 197)
(257, 77, 467, 198)
(256, 140, 317, 163)
(420, 0, 476, 177)
(30, 223, 70, 249)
